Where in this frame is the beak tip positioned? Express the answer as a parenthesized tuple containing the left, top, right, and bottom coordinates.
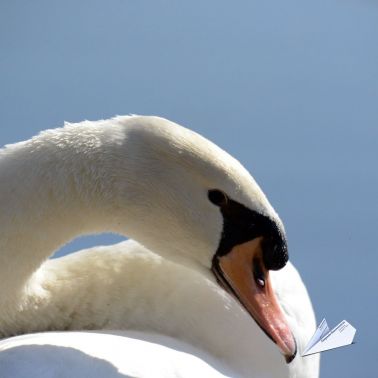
(285, 352, 296, 364)
(284, 337, 297, 364)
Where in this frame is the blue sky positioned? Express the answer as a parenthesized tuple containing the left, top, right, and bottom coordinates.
(1, 1, 377, 376)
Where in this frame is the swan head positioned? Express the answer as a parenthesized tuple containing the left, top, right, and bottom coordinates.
(106, 115, 296, 362)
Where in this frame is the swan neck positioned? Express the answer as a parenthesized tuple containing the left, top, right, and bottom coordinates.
(0, 123, 122, 303)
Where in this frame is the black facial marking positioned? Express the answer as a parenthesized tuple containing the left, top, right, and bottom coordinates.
(209, 190, 288, 271)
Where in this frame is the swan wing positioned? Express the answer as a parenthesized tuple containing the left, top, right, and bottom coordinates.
(0, 331, 232, 378)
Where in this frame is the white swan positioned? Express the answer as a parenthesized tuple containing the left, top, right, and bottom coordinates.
(0, 116, 319, 377)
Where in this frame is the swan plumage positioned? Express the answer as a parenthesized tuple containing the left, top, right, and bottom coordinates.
(0, 116, 319, 377)
(1, 240, 319, 377)
(0, 331, 231, 378)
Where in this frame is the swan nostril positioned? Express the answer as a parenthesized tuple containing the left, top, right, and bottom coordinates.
(256, 278, 265, 287)
(253, 258, 265, 288)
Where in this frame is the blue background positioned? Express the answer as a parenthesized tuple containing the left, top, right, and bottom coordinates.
(1, 1, 377, 376)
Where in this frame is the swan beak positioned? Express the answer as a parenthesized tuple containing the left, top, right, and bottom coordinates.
(212, 237, 297, 363)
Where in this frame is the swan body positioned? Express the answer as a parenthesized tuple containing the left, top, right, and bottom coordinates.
(0, 240, 319, 377)
(0, 116, 319, 377)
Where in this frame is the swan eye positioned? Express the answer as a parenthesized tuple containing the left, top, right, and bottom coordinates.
(208, 189, 228, 207)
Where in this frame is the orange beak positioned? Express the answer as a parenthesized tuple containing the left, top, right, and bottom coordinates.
(212, 237, 297, 363)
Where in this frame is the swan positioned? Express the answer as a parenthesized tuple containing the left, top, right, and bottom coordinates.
(0, 116, 319, 377)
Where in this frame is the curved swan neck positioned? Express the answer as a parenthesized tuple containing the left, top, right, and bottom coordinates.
(0, 115, 220, 309)
(0, 120, 131, 302)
